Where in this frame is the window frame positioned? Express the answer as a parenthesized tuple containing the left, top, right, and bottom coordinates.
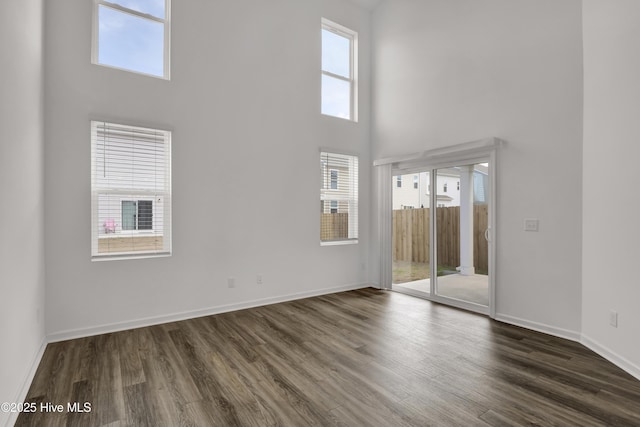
(320, 150, 359, 246)
(91, 0, 171, 79)
(91, 120, 172, 261)
(321, 18, 358, 122)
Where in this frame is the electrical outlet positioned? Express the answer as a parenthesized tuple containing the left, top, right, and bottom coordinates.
(524, 218, 539, 232)
(609, 310, 618, 327)
(227, 277, 235, 288)
(257, 275, 263, 285)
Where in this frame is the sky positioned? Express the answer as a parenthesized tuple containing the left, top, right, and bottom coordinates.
(321, 29, 352, 119)
(98, 2, 165, 77)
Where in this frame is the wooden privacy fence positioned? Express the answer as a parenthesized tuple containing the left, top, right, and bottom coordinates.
(321, 213, 349, 240)
(393, 205, 488, 272)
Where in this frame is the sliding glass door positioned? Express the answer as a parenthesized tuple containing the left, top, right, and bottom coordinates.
(434, 164, 489, 309)
(392, 160, 492, 315)
(392, 171, 431, 296)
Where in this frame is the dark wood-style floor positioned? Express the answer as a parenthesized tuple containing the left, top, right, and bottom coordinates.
(16, 289, 640, 426)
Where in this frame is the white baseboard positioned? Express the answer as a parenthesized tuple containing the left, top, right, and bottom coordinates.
(48, 283, 371, 343)
(494, 313, 581, 342)
(3, 337, 47, 427)
(581, 334, 640, 381)
(495, 313, 640, 381)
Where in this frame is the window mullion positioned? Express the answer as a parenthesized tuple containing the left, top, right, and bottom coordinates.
(321, 70, 351, 83)
(99, 0, 166, 23)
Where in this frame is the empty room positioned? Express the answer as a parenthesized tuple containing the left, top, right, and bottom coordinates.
(1, 0, 639, 425)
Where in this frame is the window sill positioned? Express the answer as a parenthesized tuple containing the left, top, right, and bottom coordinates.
(320, 239, 358, 247)
(92, 251, 171, 262)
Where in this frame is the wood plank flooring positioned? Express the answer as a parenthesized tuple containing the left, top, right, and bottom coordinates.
(16, 289, 640, 426)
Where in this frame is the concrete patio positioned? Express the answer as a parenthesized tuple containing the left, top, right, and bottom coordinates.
(393, 273, 489, 306)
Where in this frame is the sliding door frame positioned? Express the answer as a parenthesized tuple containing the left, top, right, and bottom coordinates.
(376, 138, 499, 318)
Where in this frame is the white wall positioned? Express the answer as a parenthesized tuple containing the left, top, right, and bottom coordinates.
(0, 0, 46, 425)
(582, 0, 640, 377)
(44, 0, 371, 338)
(372, 0, 584, 335)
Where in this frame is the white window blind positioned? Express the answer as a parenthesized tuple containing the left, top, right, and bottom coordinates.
(320, 151, 358, 244)
(91, 121, 172, 260)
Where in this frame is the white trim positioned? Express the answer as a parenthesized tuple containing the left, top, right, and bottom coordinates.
(4, 338, 47, 427)
(91, 251, 171, 262)
(320, 239, 358, 246)
(47, 283, 371, 343)
(495, 313, 581, 341)
(374, 137, 503, 167)
(164, 0, 171, 80)
(488, 149, 497, 318)
(581, 335, 640, 381)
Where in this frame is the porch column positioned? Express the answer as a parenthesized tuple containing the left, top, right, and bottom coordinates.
(459, 165, 475, 275)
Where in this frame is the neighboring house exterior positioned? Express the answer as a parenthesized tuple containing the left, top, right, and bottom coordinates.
(320, 153, 357, 215)
(97, 195, 165, 236)
(392, 165, 488, 210)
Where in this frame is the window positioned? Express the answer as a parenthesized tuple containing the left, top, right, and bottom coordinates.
(321, 19, 357, 121)
(321, 151, 358, 244)
(397, 176, 402, 188)
(413, 175, 419, 189)
(122, 200, 153, 230)
(443, 183, 448, 192)
(330, 169, 338, 189)
(457, 181, 460, 191)
(93, 0, 170, 79)
(91, 121, 172, 259)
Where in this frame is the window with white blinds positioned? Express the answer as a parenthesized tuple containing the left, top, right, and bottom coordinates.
(91, 121, 172, 260)
(320, 151, 358, 244)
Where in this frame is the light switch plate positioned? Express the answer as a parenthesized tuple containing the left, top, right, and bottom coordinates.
(524, 218, 539, 232)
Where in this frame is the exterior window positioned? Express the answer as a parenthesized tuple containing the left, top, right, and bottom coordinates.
(91, 121, 172, 259)
(443, 183, 448, 193)
(330, 169, 338, 189)
(321, 151, 358, 244)
(457, 181, 460, 190)
(122, 200, 153, 230)
(93, 0, 171, 79)
(413, 175, 419, 189)
(321, 19, 357, 121)
(397, 176, 402, 188)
